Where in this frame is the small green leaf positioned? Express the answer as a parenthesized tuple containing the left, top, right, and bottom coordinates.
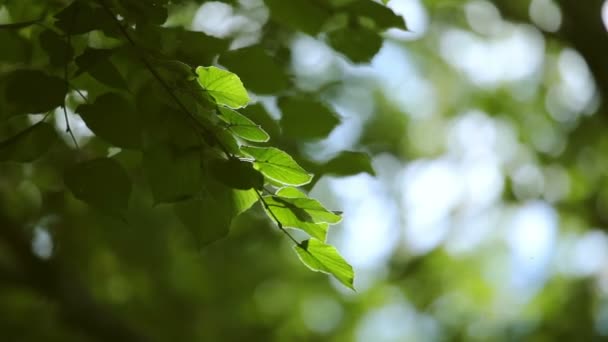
(241, 146, 312, 186)
(39, 29, 72, 67)
(0, 122, 57, 162)
(174, 193, 232, 246)
(294, 238, 355, 290)
(279, 97, 340, 139)
(143, 144, 201, 203)
(343, 0, 406, 31)
(263, 194, 329, 241)
(264, 0, 331, 35)
(4, 70, 66, 115)
(196, 66, 249, 109)
(174, 177, 258, 246)
(219, 107, 269, 142)
(265, 193, 342, 225)
(174, 29, 229, 66)
(328, 26, 383, 63)
(76, 93, 140, 148)
(321, 151, 375, 176)
(210, 158, 264, 190)
(64, 158, 131, 217)
(75, 48, 127, 89)
(55, 1, 115, 35)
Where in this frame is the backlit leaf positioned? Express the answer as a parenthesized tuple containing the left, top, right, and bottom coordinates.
(294, 238, 355, 290)
(219, 107, 269, 142)
(196, 66, 249, 109)
(241, 146, 312, 186)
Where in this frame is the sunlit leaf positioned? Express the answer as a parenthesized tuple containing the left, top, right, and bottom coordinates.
(196, 66, 249, 109)
(294, 238, 355, 290)
(241, 146, 312, 186)
(64, 158, 131, 217)
(263, 188, 329, 241)
(219, 107, 269, 142)
(265, 193, 342, 225)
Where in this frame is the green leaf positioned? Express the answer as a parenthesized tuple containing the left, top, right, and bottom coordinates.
(75, 48, 127, 89)
(328, 26, 383, 63)
(279, 97, 340, 139)
(4, 70, 66, 115)
(240, 104, 280, 140)
(64, 158, 132, 217)
(143, 144, 202, 203)
(210, 158, 264, 190)
(265, 192, 342, 225)
(174, 177, 258, 246)
(54, 1, 114, 35)
(76, 93, 141, 148)
(241, 146, 312, 186)
(321, 151, 375, 176)
(294, 238, 355, 290)
(263, 189, 330, 241)
(196, 66, 249, 109)
(38, 29, 72, 67)
(0, 30, 29, 64)
(174, 29, 229, 66)
(343, 0, 406, 31)
(264, 0, 331, 35)
(219, 107, 269, 142)
(116, 0, 168, 25)
(0, 122, 57, 162)
(174, 193, 232, 246)
(219, 45, 290, 95)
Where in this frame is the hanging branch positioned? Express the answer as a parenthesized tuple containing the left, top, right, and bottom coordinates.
(95, 0, 232, 157)
(62, 4, 79, 149)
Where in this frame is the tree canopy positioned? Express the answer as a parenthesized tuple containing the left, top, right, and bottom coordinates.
(2, 0, 608, 341)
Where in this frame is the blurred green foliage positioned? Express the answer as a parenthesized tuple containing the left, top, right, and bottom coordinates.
(1, 0, 608, 341)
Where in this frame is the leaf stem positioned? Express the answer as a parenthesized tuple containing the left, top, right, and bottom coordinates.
(62, 4, 79, 149)
(255, 190, 301, 246)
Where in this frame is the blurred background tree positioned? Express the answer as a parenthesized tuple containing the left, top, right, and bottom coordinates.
(2, 0, 608, 341)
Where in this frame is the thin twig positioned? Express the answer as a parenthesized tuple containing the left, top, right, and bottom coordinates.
(255, 190, 301, 246)
(62, 4, 79, 149)
(96, 0, 232, 157)
(72, 87, 89, 103)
